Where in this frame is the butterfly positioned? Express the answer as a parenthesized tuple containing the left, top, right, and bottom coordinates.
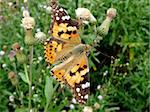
(44, 0, 91, 104)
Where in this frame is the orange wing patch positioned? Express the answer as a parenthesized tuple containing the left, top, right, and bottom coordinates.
(44, 38, 63, 64)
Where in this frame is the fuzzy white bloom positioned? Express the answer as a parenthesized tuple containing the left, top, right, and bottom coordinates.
(9, 95, 14, 102)
(97, 85, 101, 90)
(69, 104, 75, 109)
(32, 86, 35, 90)
(38, 56, 43, 61)
(20, 47, 24, 51)
(22, 10, 35, 30)
(83, 106, 93, 112)
(24, 0, 28, 3)
(35, 31, 46, 42)
(0, 50, 5, 56)
(75, 8, 96, 24)
(2, 63, 7, 68)
(97, 95, 103, 100)
(46, 6, 52, 14)
(8, 2, 13, 7)
(103, 70, 108, 76)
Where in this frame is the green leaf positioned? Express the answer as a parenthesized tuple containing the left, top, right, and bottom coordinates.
(15, 107, 28, 112)
(45, 76, 54, 104)
(18, 72, 29, 84)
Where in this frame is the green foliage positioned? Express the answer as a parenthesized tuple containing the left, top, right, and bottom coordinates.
(0, 0, 149, 112)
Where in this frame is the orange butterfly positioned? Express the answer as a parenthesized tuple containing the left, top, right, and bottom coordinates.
(44, 1, 91, 104)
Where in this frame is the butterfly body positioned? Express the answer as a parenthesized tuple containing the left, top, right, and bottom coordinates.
(44, 1, 91, 104)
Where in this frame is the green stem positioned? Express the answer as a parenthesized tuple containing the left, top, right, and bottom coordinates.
(75, 0, 79, 9)
(28, 46, 33, 111)
(44, 83, 59, 112)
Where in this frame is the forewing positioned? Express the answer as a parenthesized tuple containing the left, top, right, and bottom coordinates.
(50, 1, 81, 44)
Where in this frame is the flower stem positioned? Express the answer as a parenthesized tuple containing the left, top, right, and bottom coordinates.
(28, 45, 33, 111)
(44, 83, 59, 112)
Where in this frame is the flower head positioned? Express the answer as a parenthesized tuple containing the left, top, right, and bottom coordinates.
(35, 31, 46, 43)
(75, 8, 96, 24)
(83, 106, 93, 112)
(22, 10, 35, 30)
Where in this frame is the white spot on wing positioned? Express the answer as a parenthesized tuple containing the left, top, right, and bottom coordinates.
(76, 88, 80, 92)
(84, 94, 88, 99)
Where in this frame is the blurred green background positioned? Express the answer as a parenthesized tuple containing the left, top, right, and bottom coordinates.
(0, 0, 149, 112)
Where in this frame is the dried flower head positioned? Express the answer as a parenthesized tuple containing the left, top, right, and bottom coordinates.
(2, 45, 7, 52)
(22, 10, 35, 30)
(8, 71, 16, 79)
(8, 71, 18, 86)
(83, 106, 93, 112)
(9, 50, 16, 62)
(12, 42, 20, 51)
(94, 102, 100, 109)
(35, 31, 46, 43)
(107, 8, 117, 20)
(75, 8, 96, 24)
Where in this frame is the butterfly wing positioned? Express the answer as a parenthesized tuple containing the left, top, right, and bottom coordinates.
(51, 54, 90, 103)
(44, 2, 82, 64)
(50, 1, 81, 44)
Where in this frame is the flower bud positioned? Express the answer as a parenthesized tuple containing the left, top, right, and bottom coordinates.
(16, 51, 27, 64)
(2, 45, 7, 52)
(8, 71, 18, 86)
(97, 8, 117, 36)
(24, 30, 35, 45)
(83, 106, 93, 112)
(75, 8, 96, 24)
(94, 102, 100, 109)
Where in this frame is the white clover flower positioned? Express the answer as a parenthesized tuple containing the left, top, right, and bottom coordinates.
(126, 62, 129, 66)
(9, 95, 14, 102)
(38, 56, 43, 61)
(35, 31, 46, 42)
(103, 70, 108, 76)
(36, 28, 41, 32)
(83, 106, 93, 112)
(97, 95, 103, 100)
(24, 0, 28, 3)
(0, 50, 5, 56)
(2, 63, 7, 68)
(75, 8, 96, 24)
(97, 85, 101, 90)
(32, 86, 35, 90)
(69, 104, 75, 109)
